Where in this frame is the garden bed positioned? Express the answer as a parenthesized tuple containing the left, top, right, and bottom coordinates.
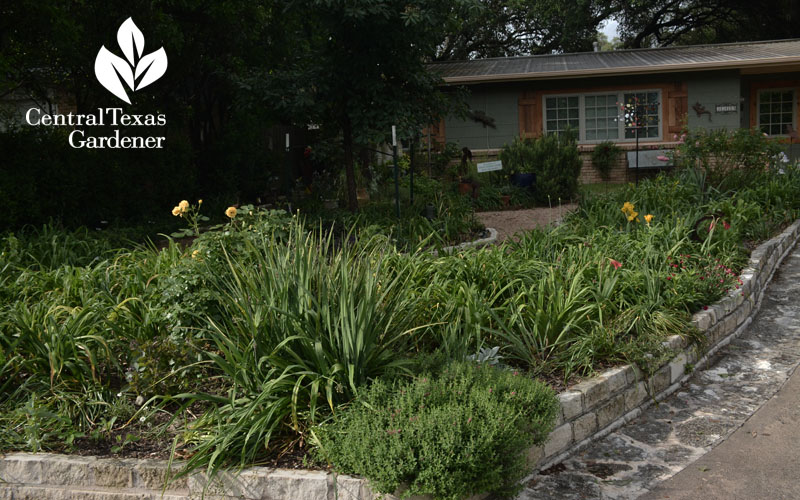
(2, 129, 799, 500)
(2, 219, 797, 500)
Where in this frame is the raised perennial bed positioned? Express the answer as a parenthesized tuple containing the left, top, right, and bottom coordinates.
(2, 220, 799, 500)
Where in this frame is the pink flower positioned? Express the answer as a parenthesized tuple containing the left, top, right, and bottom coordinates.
(703, 305, 709, 310)
(609, 259, 622, 270)
(657, 155, 669, 162)
(723, 221, 730, 230)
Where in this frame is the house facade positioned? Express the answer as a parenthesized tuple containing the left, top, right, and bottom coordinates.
(429, 39, 800, 183)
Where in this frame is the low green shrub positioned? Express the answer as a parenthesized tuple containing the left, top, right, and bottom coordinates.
(316, 362, 559, 500)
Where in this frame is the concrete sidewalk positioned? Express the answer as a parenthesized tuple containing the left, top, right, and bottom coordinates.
(640, 362, 800, 500)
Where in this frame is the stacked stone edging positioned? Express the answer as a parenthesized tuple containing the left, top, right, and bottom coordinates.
(529, 218, 800, 473)
(2, 220, 799, 500)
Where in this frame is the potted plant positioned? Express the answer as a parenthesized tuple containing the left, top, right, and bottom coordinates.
(500, 137, 536, 188)
(500, 185, 513, 207)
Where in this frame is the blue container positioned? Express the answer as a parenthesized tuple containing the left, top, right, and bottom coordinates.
(510, 173, 536, 188)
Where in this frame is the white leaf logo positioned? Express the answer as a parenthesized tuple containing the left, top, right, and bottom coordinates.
(94, 18, 168, 104)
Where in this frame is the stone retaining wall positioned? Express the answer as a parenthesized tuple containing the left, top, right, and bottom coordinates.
(2, 220, 799, 500)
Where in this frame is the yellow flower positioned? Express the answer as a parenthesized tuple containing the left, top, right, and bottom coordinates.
(644, 214, 654, 224)
(179, 200, 190, 213)
(627, 211, 638, 222)
(191, 250, 200, 259)
(225, 206, 237, 218)
(621, 201, 634, 212)
(171, 206, 181, 217)
(198, 199, 203, 205)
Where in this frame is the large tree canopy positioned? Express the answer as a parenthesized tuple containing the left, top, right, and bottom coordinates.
(434, 0, 617, 60)
(253, 0, 467, 210)
(614, 0, 800, 48)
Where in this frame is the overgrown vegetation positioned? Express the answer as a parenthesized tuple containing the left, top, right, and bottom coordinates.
(591, 141, 622, 180)
(2, 130, 799, 498)
(499, 131, 583, 203)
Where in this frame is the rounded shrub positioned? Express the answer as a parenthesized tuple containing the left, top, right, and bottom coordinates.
(316, 361, 559, 500)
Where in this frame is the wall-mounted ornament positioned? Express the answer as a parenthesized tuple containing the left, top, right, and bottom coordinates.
(692, 102, 712, 122)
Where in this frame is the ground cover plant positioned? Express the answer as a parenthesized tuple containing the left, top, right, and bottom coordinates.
(2, 129, 800, 499)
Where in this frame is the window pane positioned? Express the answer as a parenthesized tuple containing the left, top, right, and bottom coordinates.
(546, 97, 556, 108)
(586, 108, 596, 118)
(558, 109, 567, 119)
(546, 110, 556, 119)
(586, 129, 596, 140)
(558, 97, 567, 107)
(759, 90, 794, 136)
(547, 120, 557, 130)
(585, 96, 595, 106)
(568, 96, 578, 107)
(569, 108, 579, 119)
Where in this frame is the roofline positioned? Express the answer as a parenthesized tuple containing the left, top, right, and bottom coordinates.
(430, 38, 800, 66)
(438, 57, 800, 85)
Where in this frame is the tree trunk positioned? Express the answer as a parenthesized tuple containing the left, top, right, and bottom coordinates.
(342, 114, 359, 212)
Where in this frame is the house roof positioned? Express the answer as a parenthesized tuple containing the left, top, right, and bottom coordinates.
(431, 39, 800, 84)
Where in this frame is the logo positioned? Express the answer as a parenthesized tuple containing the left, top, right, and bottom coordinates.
(94, 18, 168, 104)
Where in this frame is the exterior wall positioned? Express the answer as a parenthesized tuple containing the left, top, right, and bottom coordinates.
(742, 72, 800, 133)
(578, 151, 627, 184)
(445, 86, 519, 151)
(686, 71, 741, 131)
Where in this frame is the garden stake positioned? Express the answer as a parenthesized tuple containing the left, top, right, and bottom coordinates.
(393, 125, 400, 217)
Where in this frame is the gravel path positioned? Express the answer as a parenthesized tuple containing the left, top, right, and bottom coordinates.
(476, 204, 579, 243)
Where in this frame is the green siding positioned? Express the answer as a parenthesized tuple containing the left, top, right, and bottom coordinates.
(445, 87, 518, 150)
(687, 72, 741, 131)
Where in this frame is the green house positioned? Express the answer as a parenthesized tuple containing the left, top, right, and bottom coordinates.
(429, 39, 800, 183)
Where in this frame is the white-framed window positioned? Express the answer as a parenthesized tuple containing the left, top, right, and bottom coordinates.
(542, 89, 662, 143)
(544, 95, 580, 135)
(758, 89, 795, 136)
(584, 94, 620, 141)
(622, 91, 660, 139)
